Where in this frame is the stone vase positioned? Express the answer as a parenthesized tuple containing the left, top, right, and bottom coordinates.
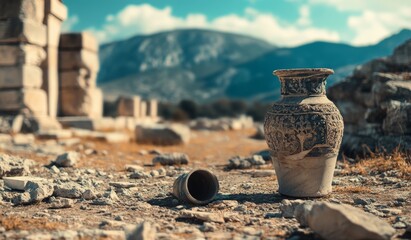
(264, 68, 344, 197)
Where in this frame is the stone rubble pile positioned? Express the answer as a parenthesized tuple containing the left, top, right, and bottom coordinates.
(0, 146, 410, 239)
(58, 32, 103, 118)
(0, 153, 34, 178)
(328, 39, 411, 156)
(226, 155, 267, 170)
(190, 116, 254, 131)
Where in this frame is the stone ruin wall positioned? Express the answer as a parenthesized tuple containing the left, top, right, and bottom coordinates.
(0, 0, 49, 116)
(0, 0, 159, 131)
(58, 32, 102, 118)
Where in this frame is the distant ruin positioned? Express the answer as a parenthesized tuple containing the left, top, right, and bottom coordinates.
(0, 0, 158, 132)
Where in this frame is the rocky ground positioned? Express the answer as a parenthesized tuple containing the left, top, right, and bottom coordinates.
(0, 128, 410, 240)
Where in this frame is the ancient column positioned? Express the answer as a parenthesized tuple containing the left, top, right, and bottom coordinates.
(42, 0, 67, 117)
(140, 101, 147, 119)
(58, 32, 103, 119)
(0, 0, 48, 116)
(116, 96, 141, 117)
(147, 99, 158, 119)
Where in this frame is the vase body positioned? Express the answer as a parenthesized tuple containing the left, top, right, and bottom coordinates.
(264, 68, 344, 197)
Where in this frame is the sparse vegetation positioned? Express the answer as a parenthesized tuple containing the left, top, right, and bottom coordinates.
(341, 149, 411, 180)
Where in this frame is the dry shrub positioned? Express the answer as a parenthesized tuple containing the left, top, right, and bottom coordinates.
(341, 148, 411, 180)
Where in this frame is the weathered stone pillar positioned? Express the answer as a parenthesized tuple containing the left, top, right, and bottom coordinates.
(140, 101, 147, 119)
(42, 0, 67, 117)
(116, 96, 141, 117)
(147, 99, 158, 119)
(58, 32, 103, 118)
(0, 0, 48, 116)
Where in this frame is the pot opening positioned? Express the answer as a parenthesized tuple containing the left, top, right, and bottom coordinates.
(186, 170, 218, 202)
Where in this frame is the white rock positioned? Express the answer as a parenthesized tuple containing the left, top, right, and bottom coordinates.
(126, 221, 156, 240)
(54, 151, 79, 167)
(299, 202, 396, 240)
(12, 133, 35, 145)
(3, 176, 46, 190)
(50, 198, 74, 209)
(135, 123, 190, 145)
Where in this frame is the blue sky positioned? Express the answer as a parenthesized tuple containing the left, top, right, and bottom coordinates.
(62, 0, 411, 46)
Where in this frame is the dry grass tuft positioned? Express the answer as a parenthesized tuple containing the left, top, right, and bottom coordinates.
(341, 149, 411, 180)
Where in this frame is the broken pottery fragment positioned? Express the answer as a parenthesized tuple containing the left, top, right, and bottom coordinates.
(173, 169, 219, 205)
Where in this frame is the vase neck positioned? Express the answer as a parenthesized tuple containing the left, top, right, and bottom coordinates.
(280, 75, 327, 97)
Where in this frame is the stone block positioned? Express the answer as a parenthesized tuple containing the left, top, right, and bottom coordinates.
(0, 18, 46, 46)
(42, 46, 59, 117)
(140, 101, 147, 118)
(60, 68, 96, 88)
(21, 115, 62, 132)
(135, 123, 190, 145)
(116, 96, 141, 117)
(382, 103, 411, 135)
(44, 14, 64, 47)
(3, 176, 46, 191)
(45, 0, 67, 21)
(0, 65, 42, 89)
(60, 87, 103, 118)
(147, 99, 158, 118)
(58, 117, 95, 130)
(0, 0, 45, 23)
(58, 49, 99, 72)
(36, 129, 72, 139)
(95, 132, 130, 143)
(0, 88, 47, 115)
(59, 32, 98, 52)
(0, 43, 46, 66)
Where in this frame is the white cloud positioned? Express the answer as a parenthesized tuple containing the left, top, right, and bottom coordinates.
(297, 5, 311, 26)
(90, 4, 339, 46)
(348, 8, 411, 45)
(308, 0, 411, 46)
(61, 15, 79, 32)
(308, 0, 410, 12)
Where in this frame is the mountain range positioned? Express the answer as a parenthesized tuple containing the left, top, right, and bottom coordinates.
(98, 28, 411, 103)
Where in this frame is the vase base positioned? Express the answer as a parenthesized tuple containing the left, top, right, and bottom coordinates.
(278, 189, 332, 198)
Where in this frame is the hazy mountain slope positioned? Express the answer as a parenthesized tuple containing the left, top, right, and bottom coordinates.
(98, 29, 274, 84)
(98, 29, 411, 103)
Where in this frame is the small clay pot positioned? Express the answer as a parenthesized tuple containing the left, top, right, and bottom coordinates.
(173, 169, 219, 205)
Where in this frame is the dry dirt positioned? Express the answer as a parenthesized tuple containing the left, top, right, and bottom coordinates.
(0, 129, 410, 239)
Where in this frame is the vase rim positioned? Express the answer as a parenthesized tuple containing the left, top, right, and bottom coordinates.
(273, 68, 334, 77)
